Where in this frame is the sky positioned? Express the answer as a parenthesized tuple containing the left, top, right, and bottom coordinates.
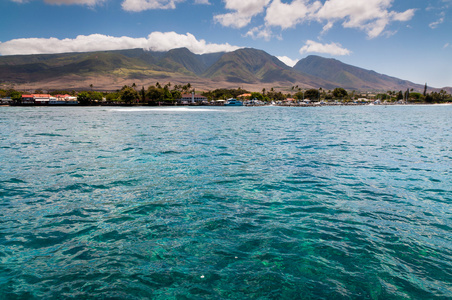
(0, 0, 451, 88)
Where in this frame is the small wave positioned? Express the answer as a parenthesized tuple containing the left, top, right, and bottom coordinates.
(158, 150, 181, 155)
(110, 107, 220, 112)
(3, 178, 27, 184)
(34, 133, 63, 137)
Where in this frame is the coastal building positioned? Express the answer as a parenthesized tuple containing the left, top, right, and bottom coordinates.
(33, 94, 51, 104)
(17, 93, 79, 105)
(180, 93, 207, 103)
(55, 94, 71, 100)
(0, 97, 13, 104)
(21, 94, 35, 104)
(52, 94, 78, 104)
(49, 97, 64, 105)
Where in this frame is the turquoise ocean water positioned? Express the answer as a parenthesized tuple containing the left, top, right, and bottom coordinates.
(0, 105, 451, 299)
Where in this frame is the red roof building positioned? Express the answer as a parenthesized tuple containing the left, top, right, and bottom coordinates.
(21, 94, 35, 104)
(33, 94, 51, 104)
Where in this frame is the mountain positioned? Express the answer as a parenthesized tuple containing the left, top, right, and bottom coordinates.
(155, 47, 224, 76)
(0, 48, 444, 92)
(202, 48, 334, 88)
(0, 49, 177, 84)
(203, 48, 290, 83)
(293, 55, 424, 91)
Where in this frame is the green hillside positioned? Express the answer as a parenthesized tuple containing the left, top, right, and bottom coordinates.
(0, 47, 438, 91)
(202, 48, 329, 86)
(293, 55, 424, 91)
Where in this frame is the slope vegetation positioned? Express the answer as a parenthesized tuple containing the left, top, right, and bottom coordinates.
(0, 48, 441, 92)
(293, 55, 424, 91)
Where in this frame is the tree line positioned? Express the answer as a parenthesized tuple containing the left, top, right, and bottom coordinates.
(1, 82, 451, 104)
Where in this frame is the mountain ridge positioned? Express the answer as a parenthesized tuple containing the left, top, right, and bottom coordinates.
(293, 55, 426, 91)
(0, 48, 449, 92)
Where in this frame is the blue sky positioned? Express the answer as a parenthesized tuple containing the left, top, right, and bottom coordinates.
(0, 0, 451, 88)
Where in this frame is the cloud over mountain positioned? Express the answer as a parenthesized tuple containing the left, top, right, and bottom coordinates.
(0, 32, 241, 56)
(299, 40, 351, 56)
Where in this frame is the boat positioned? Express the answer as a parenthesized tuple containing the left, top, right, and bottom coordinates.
(224, 98, 243, 106)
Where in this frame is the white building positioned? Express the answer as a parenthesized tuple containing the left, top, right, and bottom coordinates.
(180, 93, 207, 103)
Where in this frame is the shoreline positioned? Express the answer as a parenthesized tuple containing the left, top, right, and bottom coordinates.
(1, 102, 449, 108)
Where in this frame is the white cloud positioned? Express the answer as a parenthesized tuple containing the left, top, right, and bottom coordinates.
(121, 0, 183, 11)
(214, 12, 255, 28)
(10, 0, 211, 8)
(214, 0, 270, 28)
(10, 0, 106, 4)
(265, 0, 320, 29)
(321, 21, 334, 34)
(314, 0, 416, 39)
(145, 31, 240, 53)
(429, 12, 445, 28)
(233, 0, 416, 41)
(299, 40, 351, 55)
(44, 0, 105, 4)
(0, 32, 241, 56)
(391, 9, 416, 22)
(244, 26, 273, 41)
(277, 56, 298, 67)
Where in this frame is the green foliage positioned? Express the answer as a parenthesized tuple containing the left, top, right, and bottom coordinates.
(324, 93, 333, 100)
(202, 88, 250, 100)
(162, 88, 172, 100)
(266, 90, 285, 100)
(77, 91, 91, 104)
(426, 90, 450, 103)
(106, 92, 120, 102)
(376, 93, 389, 100)
(90, 91, 103, 101)
(76, 90, 104, 104)
(10, 91, 22, 102)
(294, 91, 305, 100)
(144, 82, 194, 102)
(304, 89, 320, 100)
(171, 90, 181, 100)
(50, 90, 72, 96)
(333, 87, 348, 98)
(140, 86, 146, 103)
(146, 86, 164, 101)
(251, 92, 263, 100)
(120, 86, 139, 104)
(409, 92, 423, 101)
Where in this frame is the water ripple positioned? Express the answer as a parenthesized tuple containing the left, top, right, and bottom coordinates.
(1, 106, 451, 298)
